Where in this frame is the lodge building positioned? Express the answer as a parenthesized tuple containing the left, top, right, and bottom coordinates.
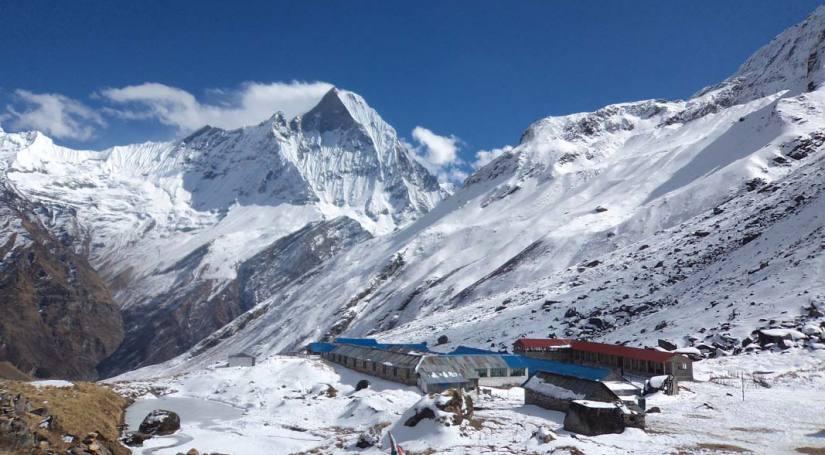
(513, 338, 693, 381)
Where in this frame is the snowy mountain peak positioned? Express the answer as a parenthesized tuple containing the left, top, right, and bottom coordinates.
(0, 86, 448, 374)
(699, 5, 825, 104)
(300, 87, 361, 133)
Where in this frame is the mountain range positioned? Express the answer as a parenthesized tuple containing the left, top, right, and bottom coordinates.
(2, 6, 825, 379)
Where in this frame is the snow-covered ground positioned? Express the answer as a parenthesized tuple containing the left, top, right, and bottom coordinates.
(113, 349, 825, 454)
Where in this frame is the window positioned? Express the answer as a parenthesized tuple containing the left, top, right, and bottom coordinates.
(393, 367, 398, 376)
(510, 368, 526, 377)
(476, 368, 488, 377)
(490, 368, 507, 377)
(383, 365, 388, 374)
(679, 362, 688, 370)
(372, 362, 377, 371)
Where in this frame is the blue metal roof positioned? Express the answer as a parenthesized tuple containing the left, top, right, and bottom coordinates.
(309, 342, 336, 353)
(334, 338, 379, 347)
(447, 346, 502, 355)
(500, 355, 530, 369)
(516, 356, 611, 381)
(377, 342, 430, 352)
(324, 339, 606, 381)
(330, 338, 429, 352)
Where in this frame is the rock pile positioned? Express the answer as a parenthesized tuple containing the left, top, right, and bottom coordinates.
(404, 388, 473, 427)
(656, 302, 825, 360)
(0, 390, 122, 455)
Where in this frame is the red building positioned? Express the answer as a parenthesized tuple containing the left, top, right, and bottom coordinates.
(513, 338, 693, 381)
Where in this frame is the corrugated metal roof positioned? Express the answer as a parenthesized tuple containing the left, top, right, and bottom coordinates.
(309, 342, 336, 353)
(531, 370, 620, 401)
(514, 338, 572, 349)
(418, 368, 470, 385)
(514, 338, 679, 363)
(379, 343, 430, 353)
(228, 352, 254, 358)
(334, 338, 430, 353)
(419, 354, 512, 379)
(447, 346, 501, 355)
(334, 337, 379, 347)
(518, 357, 611, 381)
(330, 344, 422, 368)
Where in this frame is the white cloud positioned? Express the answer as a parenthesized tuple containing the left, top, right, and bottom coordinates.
(411, 126, 460, 167)
(99, 81, 333, 133)
(473, 145, 513, 169)
(4, 90, 105, 141)
(410, 126, 470, 184)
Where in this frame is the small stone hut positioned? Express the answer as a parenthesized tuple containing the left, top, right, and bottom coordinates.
(524, 370, 621, 413)
(227, 352, 256, 367)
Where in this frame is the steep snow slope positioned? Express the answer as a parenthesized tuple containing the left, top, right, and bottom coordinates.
(0, 88, 446, 375)
(160, 6, 825, 370)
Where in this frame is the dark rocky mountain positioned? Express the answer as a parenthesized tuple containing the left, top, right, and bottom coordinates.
(0, 181, 123, 379)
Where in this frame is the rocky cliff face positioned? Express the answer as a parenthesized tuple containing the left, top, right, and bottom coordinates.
(0, 180, 122, 379)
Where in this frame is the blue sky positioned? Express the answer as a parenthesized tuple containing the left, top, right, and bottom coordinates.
(1, 0, 822, 177)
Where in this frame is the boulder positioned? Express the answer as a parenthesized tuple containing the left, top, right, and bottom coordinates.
(436, 335, 449, 345)
(531, 427, 557, 443)
(355, 426, 380, 448)
(563, 401, 627, 436)
(355, 380, 370, 392)
(564, 308, 579, 318)
(657, 339, 677, 351)
(138, 409, 180, 436)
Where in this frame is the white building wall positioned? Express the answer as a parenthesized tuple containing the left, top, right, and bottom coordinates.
(478, 374, 528, 388)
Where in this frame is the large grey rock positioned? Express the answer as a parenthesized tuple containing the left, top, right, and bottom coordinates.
(563, 401, 626, 436)
(138, 409, 181, 436)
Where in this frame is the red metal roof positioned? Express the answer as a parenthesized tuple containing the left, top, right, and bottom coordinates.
(514, 338, 572, 349)
(569, 340, 677, 363)
(514, 338, 678, 363)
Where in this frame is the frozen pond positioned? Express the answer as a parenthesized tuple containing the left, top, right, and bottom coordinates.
(125, 396, 244, 432)
(125, 396, 245, 455)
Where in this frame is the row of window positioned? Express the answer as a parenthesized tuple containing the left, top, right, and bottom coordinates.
(328, 353, 413, 379)
(569, 350, 669, 374)
(328, 354, 527, 380)
(476, 367, 526, 378)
